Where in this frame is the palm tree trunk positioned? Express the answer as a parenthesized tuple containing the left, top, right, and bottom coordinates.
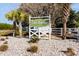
(63, 19, 67, 39)
(19, 21, 22, 37)
(62, 4, 70, 39)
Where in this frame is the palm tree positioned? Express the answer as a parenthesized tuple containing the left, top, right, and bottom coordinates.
(5, 9, 28, 37)
(5, 10, 18, 36)
(62, 4, 70, 39)
(17, 9, 29, 37)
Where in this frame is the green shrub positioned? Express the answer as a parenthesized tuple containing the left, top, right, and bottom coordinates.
(27, 45, 38, 53)
(28, 35, 39, 43)
(0, 23, 13, 30)
(0, 44, 8, 51)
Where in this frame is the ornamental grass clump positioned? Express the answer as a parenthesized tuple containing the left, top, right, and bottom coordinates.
(3, 41, 8, 44)
(0, 38, 5, 41)
(61, 48, 76, 56)
(28, 35, 39, 43)
(0, 44, 8, 51)
(27, 45, 38, 53)
(6, 36, 8, 39)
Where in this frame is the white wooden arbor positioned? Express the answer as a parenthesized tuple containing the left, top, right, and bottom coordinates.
(29, 15, 51, 40)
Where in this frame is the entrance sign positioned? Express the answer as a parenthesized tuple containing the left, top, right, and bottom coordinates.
(29, 15, 51, 40)
(30, 18, 49, 27)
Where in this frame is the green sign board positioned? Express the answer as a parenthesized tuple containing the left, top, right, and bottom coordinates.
(30, 18, 49, 27)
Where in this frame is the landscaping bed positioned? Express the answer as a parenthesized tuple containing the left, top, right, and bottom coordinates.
(0, 36, 79, 56)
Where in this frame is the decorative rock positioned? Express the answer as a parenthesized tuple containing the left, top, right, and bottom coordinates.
(0, 37, 79, 56)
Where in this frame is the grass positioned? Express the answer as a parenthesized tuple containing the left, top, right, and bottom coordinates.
(0, 44, 8, 52)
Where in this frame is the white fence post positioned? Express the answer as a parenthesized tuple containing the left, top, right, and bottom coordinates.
(49, 14, 51, 40)
(13, 31, 15, 37)
(78, 28, 79, 35)
(29, 15, 31, 39)
(38, 28, 40, 38)
(61, 28, 62, 36)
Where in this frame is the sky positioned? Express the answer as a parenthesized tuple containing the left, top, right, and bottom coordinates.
(0, 3, 20, 24)
(0, 3, 79, 24)
(71, 3, 79, 12)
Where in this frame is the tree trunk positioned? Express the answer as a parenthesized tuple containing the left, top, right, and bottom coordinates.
(13, 20, 16, 37)
(62, 4, 70, 39)
(51, 4, 57, 28)
(63, 21, 67, 39)
(19, 21, 22, 37)
(62, 16, 67, 39)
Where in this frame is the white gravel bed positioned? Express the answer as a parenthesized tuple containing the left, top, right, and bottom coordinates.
(0, 36, 79, 56)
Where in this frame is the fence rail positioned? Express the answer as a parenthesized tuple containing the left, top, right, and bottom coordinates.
(52, 28, 62, 36)
(52, 28, 79, 36)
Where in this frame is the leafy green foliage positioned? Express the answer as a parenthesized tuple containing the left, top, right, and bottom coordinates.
(0, 23, 13, 30)
(5, 9, 29, 21)
(55, 17, 63, 28)
(67, 10, 77, 28)
(5, 9, 29, 37)
(55, 9, 79, 28)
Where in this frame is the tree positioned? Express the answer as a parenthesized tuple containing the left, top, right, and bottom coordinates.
(75, 11, 79, 27)
(55, 17, 63, 28)
(67, 10, 77, 28)
(5, 9, 29, 37)
(20, 3, 71, 39)
(62, 4, 70, 39)
(20, 3, 65, 28)
(55, 9, 77, 28)
(5, 10, 18, 36)
(17, 9, 29, 37)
